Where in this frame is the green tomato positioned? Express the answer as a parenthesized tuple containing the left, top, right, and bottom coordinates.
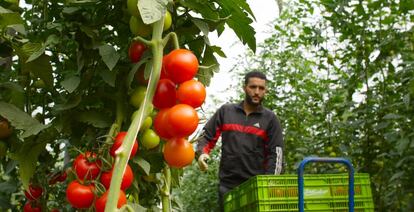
(129, 86, 146, 109)
(325, 146, 334, 152)
(129, 16, 152, 38)
(127, 0, 139, 17)
(329, 152, 337, 157)
(163, 11, 172, 31)
(33, 79, 46, 88)
(141, 129, 160, 149)
(131, 112, 153, 131)
(141, 116, 153, 132)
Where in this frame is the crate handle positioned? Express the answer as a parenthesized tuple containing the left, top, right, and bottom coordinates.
(297, 157, 355, 212)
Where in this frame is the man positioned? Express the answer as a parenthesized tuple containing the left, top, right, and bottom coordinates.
(196, 71, 284, 211)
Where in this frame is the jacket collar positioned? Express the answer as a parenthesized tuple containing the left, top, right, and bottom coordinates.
(236, 101, 264, 114)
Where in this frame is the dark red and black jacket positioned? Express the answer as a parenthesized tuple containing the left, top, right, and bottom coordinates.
(196, 101, 284, 189)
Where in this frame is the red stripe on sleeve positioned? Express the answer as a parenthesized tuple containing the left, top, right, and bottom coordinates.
(202, 127, 222, 154)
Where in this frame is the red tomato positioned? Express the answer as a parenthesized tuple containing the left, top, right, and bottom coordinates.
(152, 79, 176, 109)
(160, 56, 169, 79)
(166, 104, 199, 137)
(66, 180, 95, 209)
(110, 131, 139, 159)
(23, 201, 41, 212)
(100, 164, 134, 190)
(177, 79, 206, 108)
(24, 185, 43, 200)
(153, 108, 173, 140)
(73, 152, 102, 181)
(135, 66, 148, 85)
(94, 190, 127, 212)
(128, 41, 147, 63)
(49, 171, 67, 185)
(0, 118, 13, 139)
(163, 137, 195, 168)
(163, 49, 199, 84)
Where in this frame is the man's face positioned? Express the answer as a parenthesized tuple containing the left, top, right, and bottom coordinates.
(244, 77, 267, 106)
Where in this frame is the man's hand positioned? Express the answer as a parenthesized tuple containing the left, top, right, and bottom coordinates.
(198, 153, 210, 171)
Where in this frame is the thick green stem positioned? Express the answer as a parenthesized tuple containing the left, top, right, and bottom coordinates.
(161, 165, 172, 212)
(105, 15, 166, 212)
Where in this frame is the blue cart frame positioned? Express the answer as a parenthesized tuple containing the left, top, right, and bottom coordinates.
(297, 157, 355, 212)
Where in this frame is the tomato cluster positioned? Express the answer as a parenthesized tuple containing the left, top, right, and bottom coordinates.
(66, 132, 135, 210)
(152, 48, 206, 168)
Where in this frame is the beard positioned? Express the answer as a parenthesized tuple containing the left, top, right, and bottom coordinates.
(245, 94, 262, 106)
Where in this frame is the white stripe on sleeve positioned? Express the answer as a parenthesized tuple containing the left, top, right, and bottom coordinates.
(274, 147, 283, 175)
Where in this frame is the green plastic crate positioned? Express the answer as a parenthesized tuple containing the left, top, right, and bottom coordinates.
(224, 173, 374, 212)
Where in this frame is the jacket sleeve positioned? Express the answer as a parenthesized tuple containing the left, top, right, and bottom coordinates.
(265, 114, 284, 175)
(196, 106, 223, 156)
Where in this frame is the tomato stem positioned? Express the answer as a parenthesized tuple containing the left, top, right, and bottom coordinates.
(132, 36, 152, 46)
(161, 165, 172, 212)
(162, 32, 179, 49)
(105, 13, 167, 212)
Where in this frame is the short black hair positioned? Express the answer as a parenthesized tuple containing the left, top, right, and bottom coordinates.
(244, 71, 267, 85)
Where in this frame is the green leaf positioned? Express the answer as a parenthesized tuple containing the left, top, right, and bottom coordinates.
(197, 45, 220, 86)
(0, 9, 23, 28)
(133, 156, 151, 175)
(53, 95, 82, 111)
(0, 102, 48, 138)
(191, 18, 210, 44)
(210, 45, 226, 58)
(7, 24, 26, 35)
(138, 0, 168, 24)
(10, 139, 48, 190)
(383, 113, 403, 119)
(217, 0, 256, 51)
(61, 75, 80, 93)
(0, 181, 18, 193)
(99, 67, 118, 87)
(76, 110, 112, 128)
(99, 44, 120, 71)
(26, 45, 45, 63)
(396, 137, 410, 154)
(21, 54, 54, 89)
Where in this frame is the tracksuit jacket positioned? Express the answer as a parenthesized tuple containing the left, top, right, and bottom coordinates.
(196, 102, 284, 189)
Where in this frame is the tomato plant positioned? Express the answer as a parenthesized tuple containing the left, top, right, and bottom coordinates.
(110, 131, 139, 159)
(163, 49, 199, 84)
(166, 104, 199, 137)
(128, 41, 147, 63)
(152, 79, 176, 109)
(141, 129, 160, 149)
(66, 180, 95, 209)
(73, 152, 102, 181)
(163, 137, 195, 168)
(24, 185, 43, 201)
(153, 108, 173, 140)
(95, 190, 127, 212)
(100, 164, 134, 190)
(23, 201, 41, 212)
(177, 79, 206, 108)
(0, 0, 257, 210)
(0, 118, 12, 139)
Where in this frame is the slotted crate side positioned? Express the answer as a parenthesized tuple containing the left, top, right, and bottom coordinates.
(224, 173, 374, 212)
